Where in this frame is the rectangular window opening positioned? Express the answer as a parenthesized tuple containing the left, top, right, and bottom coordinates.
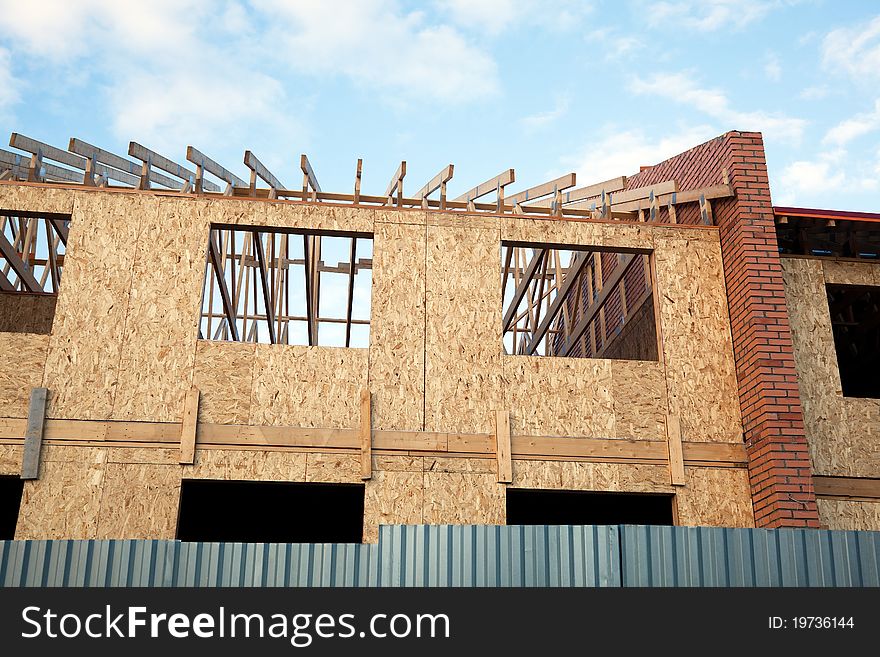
(200, 226, 373, 347)
(506, 488, 674, 526)
(501, 242, 658, 360)
(0, 212, 70, 334)
(0, 475, 24, 539)
(176, 479, 365, 543)
(826, 283, 880, 398)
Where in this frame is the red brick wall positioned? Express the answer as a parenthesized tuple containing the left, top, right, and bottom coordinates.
(629, 131, 820, 528)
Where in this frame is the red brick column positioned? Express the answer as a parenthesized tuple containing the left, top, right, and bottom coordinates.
(628, 131, 820, 528)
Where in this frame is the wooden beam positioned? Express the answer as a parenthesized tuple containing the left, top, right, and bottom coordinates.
(612, 183, 732, 213)
(300, 153, 321, 197)
(524, 251, 589, 355)
(251, 230, 277, 344)
(415, 164, 454, 209)
(303, 234, 317, 345)
(385, 161, 406, 206)
(0, 228, 42, 291)
(20, 387, 47, 479)
(666, 414, 685, 486)
(353, 158, 363, 204)
(360, 388, 372, 480)
(494, 410, 512, 483)
(129, 141, 220, 192)
(501, 248, 545, 333)
(69, 138, 176, 188)
(345, 237, 357, 348)
(243, 150, 284, 195)
(207, 231, 240, 341)
(507, 173, 576, 206)
(813, 476, 880, 501)
(187, 145, 247, 193)
(566, 180, 678, 211)
(452, 168, 514, 205)
(179, 387, 200, 464)
(558, 253, 636, 356)
(524, 176, 626, 209)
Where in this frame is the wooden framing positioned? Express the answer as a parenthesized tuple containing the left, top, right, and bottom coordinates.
(179, 387, 200, 465)
(187, 145, 247, 194)
(244, 150, 283, 198)
(129, 141, 219, 192)
(494, 410, 512, 483)
(385, 161, 406, 207)
(360, 388, 372, 480)
(0, 213, 68, 294)
(665, 414, 686, 486)
(453, 168, 514, 211)
(415, 164, 454, 210)
(507, 173, 576, 209)
(813, 476, 880, 502)
(69, 137, 176, 188)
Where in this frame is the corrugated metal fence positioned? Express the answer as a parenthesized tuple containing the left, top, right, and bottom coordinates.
(1, 525, 878, 587)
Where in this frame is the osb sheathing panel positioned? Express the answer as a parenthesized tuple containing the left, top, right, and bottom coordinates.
(428, 211, 500, 231)
(188, 448, 307, 481)
(503, 356, 615, 437)
(0, 293, 56, 334)
(249, 345, 368, 428)
(111, 197, 208, 421)
(0, 332, 48, 418)
(511, 459, 673, 493)
(782, 258, 848, 475)
(375, 209, 426, 225)
(502, 215, 653, 250)
(675, 468, 754, 527)
(15, 448, 107, 539)
(843, 398, 880, 478)
(0, 444, 22, 474)
(425, 456, 495, 474)
(654, 238, 741, 442)
(369, 222, 425, 431)
(96, 463, 179, 539)
(422, 472, 505, 525)
(611, 360, 668, 439)
(817, 499, 880, 531)
(373, 455, 423, 472)
(0, 183, 77, 215)
(262, 202, 374, 233)
(425, 223, 502, 433)
(305, 452, 361, 483)
(821, 259, 878, 286)
(363, 470, 423, 543)
(192, 341, 256, 425)
(43, 192, 153, 419)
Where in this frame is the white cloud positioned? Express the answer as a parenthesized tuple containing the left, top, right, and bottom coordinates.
(822, 15, 880, 82)
(563, 124, 718, 184)
(822, 99, 880, 147)
(799, 85, 829, 100)
(436, 0, 593, 35)
(776, 149, 878, 205)
(255, 0, 499, 102)
(630, 71, 807, 142)
(0, 47, 20, 115)
(590, 28, 644, 61)
(764, 52, 782, 81)
(642, 0, 792, 31)
(520, 96, 570, 131)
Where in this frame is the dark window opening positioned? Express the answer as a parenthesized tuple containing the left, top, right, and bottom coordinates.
(506, 488, 674, 525)
(177, 479, 364, 543)
(0, 476, 24, 539)
(501, 242, 658, 360)
(827, 284, 880, 398)
(0, 212, 69, 334)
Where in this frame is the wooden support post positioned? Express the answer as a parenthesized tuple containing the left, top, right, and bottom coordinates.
(20, 387, 48, 480)
(354, 158, 363, 204)
(699, 195, 714, 225)
(668, 202, 677, 224)
(179, 387, 200, 465)
(494, 410, 512, 484)
(360, 388, 372, 480)
(666, 414, 686, 486)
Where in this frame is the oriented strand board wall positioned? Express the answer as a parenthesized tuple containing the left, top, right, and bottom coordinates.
(249, 345, 368, 428)
(425, 215, 503, 433)
(43, 192, 153, 419)
(0, 332, 48, 418)
(782, 257, 880, 477)
(192, 341, 256, 424)
(817, 499, 880, 531)
(111, 198, 209, 421)
(370, 219, 426, 431)
(0, 444, 22, 475)
(675, 467, 754, 527)
(653, 237, 742, 442)
(0, 293, 56, 334)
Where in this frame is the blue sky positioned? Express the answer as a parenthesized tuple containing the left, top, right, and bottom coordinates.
(1, 0, 878, 211)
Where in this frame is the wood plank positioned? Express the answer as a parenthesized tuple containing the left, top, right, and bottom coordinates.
(251, 230, 277, 343)
(0, 228, 42, 291)
(300, 154, 321, 194)
(494, 410, 512, 483)
(566, 180, 678, 211)
(524, 251, 589, 354)
(612, 183, 732, 213)
(243, 150, 283, 192)
(666, 414, 686, 485)
(813, 476, 880, 500)
(187, 145, 247, 190)
(208, 231, 240, 341)
(373, 431, 448, 452)
(179, 387, 200, 464)
(69, 138, 174, 188)
(129, 141, 220, 191)
(506, 173, 576, 206)
(20, 387, 47, 479)
(384, 160, 406, 203)
(415, 164, 454, 200)
(501, 248, 545, 333)
(360, 388, 372, 480)
(452, 168, 514, 203)
(511, 435, 668, 460)
(681, 442, 748, 464)
(524, 176, 626, 209)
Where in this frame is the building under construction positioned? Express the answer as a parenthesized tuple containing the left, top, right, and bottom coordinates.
(0, 129, 878, 557)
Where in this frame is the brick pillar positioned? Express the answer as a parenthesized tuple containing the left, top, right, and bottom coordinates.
(713, 132, 820, 528)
